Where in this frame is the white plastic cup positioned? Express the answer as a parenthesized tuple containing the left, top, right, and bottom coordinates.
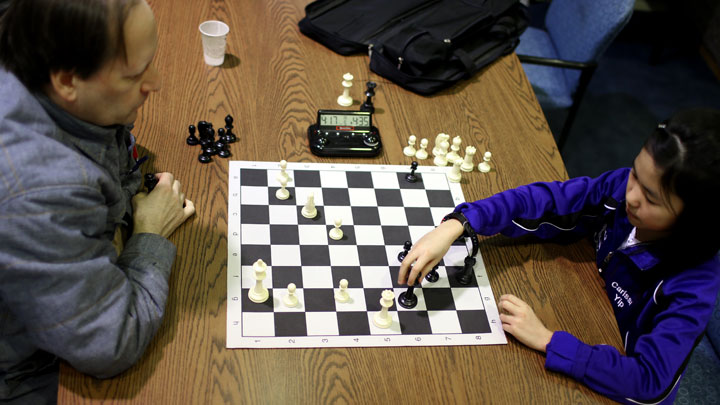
(199, 20, 229, 66)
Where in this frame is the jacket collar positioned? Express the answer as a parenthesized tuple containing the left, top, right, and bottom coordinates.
(33, 92, 128, 166)
(616, 206, 664, 271)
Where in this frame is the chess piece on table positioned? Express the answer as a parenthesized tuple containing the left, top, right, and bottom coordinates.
(276, 177, 290, 200)
(461, 146, 476, 172)
(372, 290, 395, 329)
(214, 137, 226, 153)
(403, 135, 417, 157)
(198, 148, 212, 164)
(337, 73, 354, 107)
(414, 138, 429, 160)
(334, 279, 350, 303)
(217, 141, 231, 158)
(225, 114, 234, 131)
(478, 151, 492, 173)
(446, 136, 462, 164)
(433, 139, 449, 167)
(225, 127, 237, 143)
(329, 217, 343, 240)
(186, 124, 199, 146)
(203, 143, 217, 157)
(447, 160, 462, 183)
(249, 259, 269, 303)
(360, 81, 376, 113)
(301, 192, 317, 218)
(405, 161, 419, 183)
(432, 133, 450, 157)
(283, 283, 299, 308)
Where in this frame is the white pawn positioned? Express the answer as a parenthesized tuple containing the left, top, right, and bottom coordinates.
(301, 192, 317, 218)
(277, 159, 290, 183)
(414, 138, 429, 160)
(283, 283, 299, 308)
(248, 259, 269, 303)
(403, 135, 417, 157)
(337, 72, 354, 107)
(461, 146, 476, 172)
(433, 138, 449, 166)
(479, 151, 492, 173)
(373, 289, 395, 329)
(275, 176, 290, 200)
(446, 136, 462, 164)
(334, 279, 350, 303)
(329, 217, 343, 240)
(448, 160, 462, 183)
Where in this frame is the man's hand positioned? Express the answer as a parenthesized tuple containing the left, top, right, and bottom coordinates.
(132, 172, 195, 238)
(397, 219, 464, 285)
(498, 294, 553, 352)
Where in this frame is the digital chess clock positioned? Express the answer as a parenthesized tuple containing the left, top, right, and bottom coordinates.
(308, 109, 381, 157)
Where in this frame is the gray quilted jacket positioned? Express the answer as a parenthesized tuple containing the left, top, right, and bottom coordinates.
(0, 68, 176, 404)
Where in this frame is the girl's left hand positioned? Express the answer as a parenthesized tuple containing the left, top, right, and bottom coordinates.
(498, 294, 554, 353)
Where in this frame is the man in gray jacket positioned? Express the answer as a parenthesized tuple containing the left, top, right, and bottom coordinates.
(0, 0, 196, 403)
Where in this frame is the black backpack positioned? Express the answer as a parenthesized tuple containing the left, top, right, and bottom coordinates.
(299, 0, 528, 95)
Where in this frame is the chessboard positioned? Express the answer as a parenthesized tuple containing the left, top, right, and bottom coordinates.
(226, 161, 506, 348)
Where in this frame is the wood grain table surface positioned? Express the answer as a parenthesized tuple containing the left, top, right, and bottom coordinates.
(58, 0, 622, 403)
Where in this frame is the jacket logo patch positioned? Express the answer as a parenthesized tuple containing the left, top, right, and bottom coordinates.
(611, 281, 633, 307)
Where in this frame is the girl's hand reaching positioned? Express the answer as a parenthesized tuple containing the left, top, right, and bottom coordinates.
(397, 219, 464, 285)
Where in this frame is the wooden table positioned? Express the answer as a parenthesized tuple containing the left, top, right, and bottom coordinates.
(59, 0, 622, 403)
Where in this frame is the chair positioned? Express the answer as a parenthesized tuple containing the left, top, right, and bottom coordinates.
(675, 289, 720, 403)
(516, 0, 634, 151)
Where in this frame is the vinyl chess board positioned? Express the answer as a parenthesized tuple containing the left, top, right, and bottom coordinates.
(226, 161, 506, 348)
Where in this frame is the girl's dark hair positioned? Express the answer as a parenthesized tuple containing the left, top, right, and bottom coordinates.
(0, 0, 140, 93)
(644, 108, 720, 266)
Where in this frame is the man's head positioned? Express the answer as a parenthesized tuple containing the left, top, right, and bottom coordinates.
(0, 0, 161, 126)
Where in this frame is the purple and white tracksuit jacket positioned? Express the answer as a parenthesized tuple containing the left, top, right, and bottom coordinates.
(455, 167, 720, 404)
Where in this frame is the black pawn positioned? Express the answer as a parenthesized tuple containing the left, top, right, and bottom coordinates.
(218, 142, 231, 158)
(398, 285, 418, 309)
(198, 149, 212, 163)
(225, 127, 237, 143)
(360, 81, 376, 113)
(217, 128, 227, 143)
(203, 144, 217, 156)
(405, 161, 418, 183)
(456, 256, 476, 285)
(397, 240, 412, 262)
(186, 125, 199, 146)
(425, 264, 439, 282)
(144, 173, 158, 192)
(197, 121, 209, 134)
(199, 126, 213, 147)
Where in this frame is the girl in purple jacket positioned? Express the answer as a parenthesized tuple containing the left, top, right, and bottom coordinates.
(398, 108, 720, 404)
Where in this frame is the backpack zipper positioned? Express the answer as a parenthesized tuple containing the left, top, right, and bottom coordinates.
(359, 0, 440, 43)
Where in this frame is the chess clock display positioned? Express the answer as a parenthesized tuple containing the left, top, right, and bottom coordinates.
(308, 110, 381, 157)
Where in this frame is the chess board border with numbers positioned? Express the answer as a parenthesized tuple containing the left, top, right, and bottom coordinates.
(226, 161, 507, 348)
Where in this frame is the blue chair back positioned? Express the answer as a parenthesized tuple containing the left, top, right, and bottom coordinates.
(545, 0, 634, 85)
